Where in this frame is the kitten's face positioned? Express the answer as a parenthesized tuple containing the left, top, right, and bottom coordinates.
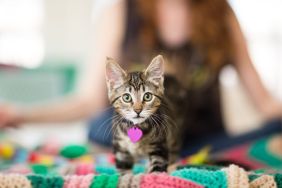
(106, 55, 164, 124)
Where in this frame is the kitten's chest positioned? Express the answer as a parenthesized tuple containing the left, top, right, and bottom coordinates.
(118, 132, 151, 157)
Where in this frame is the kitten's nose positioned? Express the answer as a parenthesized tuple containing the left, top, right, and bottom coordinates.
(133, 103, 143, 116)
(134, 108, 142, 115)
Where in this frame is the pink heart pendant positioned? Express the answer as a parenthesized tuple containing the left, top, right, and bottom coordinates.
(127, 126, 143, 143)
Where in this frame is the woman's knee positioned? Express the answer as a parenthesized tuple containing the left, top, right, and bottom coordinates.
(88, 108, 114, 146)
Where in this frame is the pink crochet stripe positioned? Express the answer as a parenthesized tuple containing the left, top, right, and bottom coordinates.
(140, 173, 203, 188)
(63, 174, 94, 188)
(80, 174, 94, 188)
(64, 175, 79, 188)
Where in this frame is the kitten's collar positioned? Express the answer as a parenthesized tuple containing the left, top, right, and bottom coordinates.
(127, 126, 143, 143)
(120, 119, 151, 135)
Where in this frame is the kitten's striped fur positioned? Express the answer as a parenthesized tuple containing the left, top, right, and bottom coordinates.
(106, 55, 181, 172)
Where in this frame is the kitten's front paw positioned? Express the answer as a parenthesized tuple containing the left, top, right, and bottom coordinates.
(148, 164, 168, 173)
(115, 151, 134, 174)
(116, 159, 133, 174)
(118, 169, 133, 175)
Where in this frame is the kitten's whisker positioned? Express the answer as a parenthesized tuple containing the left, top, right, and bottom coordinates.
(102, 115, 121, 141)
(108, 115, 124, 138)
(161, 114, 179, 130)
(157, 114, 172, 129)
(108, 116, 123, 139)
(95, 114, 119, 138)
(155, 114, 170, 137)
(148, 116, 158, 138)
(150, 116, 161, 138)
(93, 106, 114, 114)
(152, 115, 168, 139)
(151, 114, 164, 136)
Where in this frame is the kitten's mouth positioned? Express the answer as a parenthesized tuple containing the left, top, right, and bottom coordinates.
(130, 116, 146, 125)
(133, 116, 144, 119)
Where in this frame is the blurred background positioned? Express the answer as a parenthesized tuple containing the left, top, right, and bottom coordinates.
(0, 0, 281, 148)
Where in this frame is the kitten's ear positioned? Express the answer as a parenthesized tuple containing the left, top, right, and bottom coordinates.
(105, 57, 126, 90)
(145, 55, 164, 86)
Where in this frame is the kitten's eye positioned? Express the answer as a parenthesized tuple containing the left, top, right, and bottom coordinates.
(122, 93, 132, 103)
(143, 92, 153, 102)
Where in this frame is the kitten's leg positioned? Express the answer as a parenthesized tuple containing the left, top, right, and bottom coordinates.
(115, 151, 134, 173)
(168, 151, 179, 164)
(168, 141, 181, 164)
(148, 146, 169, 172)
(113, 128, 134, 173)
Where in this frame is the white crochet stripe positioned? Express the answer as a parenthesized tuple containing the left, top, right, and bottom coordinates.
(222, 164, 249, 188)
(0, 174, 32, 188)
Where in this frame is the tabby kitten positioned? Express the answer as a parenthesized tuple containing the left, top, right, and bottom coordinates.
(106, 55, 180, 172)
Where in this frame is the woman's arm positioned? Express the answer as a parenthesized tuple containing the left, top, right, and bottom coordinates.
(229, 10, 282, 120)
(0, 0, 126, 126)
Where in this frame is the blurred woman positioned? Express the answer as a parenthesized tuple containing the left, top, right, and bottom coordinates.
(0, 0, 281, 152)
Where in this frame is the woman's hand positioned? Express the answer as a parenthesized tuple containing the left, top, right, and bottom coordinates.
(0, 104, 22, 128)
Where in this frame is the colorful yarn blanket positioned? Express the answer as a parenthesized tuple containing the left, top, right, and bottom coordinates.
(0, 164, 281, 188)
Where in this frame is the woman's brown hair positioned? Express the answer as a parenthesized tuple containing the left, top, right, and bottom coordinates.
(136, 0, 234, 71)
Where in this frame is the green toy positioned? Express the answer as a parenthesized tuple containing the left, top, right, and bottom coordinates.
(60, 145, 88, 159)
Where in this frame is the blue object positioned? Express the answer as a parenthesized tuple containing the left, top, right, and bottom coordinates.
(88, 108, 114, 147)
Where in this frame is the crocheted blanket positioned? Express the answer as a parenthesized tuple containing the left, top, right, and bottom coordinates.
(0, 164, 281, 188)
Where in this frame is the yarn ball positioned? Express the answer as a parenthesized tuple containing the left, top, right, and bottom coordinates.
(60, 145, 88, 159)
(31, 164, 49, 175)
(0, 143, 15, 159)
(14, 148, 28, 163)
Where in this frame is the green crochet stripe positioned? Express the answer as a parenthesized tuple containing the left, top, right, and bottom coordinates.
(90, 174, 119, 188)
(248, 174, 260, 182)
(275, 174, 282, 188)
(172, 168, 227, 188)
(248, 137, 282, 169)
(27, 175, 64, 188)
(106, 174, 119, 188)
